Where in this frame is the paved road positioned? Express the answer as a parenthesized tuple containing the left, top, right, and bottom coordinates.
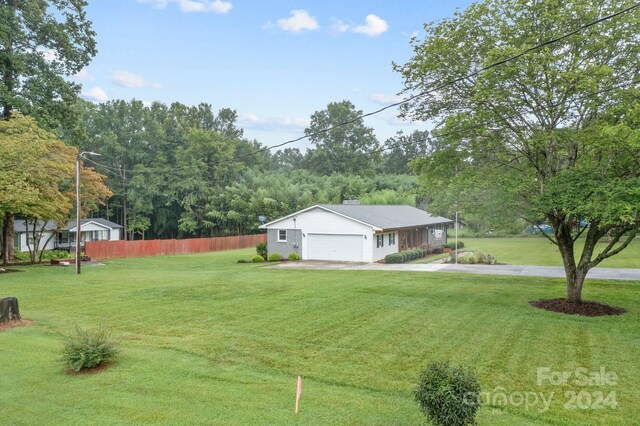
(269, 261, 640, 281)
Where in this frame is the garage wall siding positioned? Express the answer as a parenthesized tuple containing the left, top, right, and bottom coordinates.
(267, 229, 302, 258)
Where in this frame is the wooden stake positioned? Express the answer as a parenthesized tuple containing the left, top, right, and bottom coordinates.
(295, 375, 302, 413)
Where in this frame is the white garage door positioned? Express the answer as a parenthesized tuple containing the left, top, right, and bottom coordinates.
(307, 234, 364, 262)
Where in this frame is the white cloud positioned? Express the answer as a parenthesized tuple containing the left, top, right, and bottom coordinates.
(331, 19, 349, 34)
(73, 69, 92, 81)
(370, 92, 403, 105)
(179, 0, 232, 13)
(83, 87, 109, 103)
(277, 10, 319, 33)
(352, 14, 388, 37)
(375, 113, 429, 127)
(238, 113, 309, 132)
(112, 71, 161, 89)
(139, 0, 232, 14)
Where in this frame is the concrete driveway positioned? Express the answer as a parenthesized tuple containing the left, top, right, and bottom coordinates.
(268, 261, 640, 281)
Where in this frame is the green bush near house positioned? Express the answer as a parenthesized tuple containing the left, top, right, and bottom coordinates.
(251, 255, 265, 263)
(443, 242, 464, 250)
(288, 253, 301, 261)
(385, 248, 426, 264)
(256, 242, 268, 260)
(268, 253, 283, 262)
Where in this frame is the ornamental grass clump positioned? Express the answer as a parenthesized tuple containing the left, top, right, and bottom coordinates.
(414, 361, 481, 426)
(61, 325, 119, 372)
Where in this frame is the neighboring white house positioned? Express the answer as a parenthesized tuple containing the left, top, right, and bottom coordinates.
(259, 204, 452, 262)
(14, 218, 123, 253)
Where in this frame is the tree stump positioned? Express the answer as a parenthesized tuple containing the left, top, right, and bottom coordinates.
(0, 297, 21, 324)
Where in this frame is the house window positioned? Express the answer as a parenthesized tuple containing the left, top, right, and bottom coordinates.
(389, 233, 396, 245)
(58, 231, 70, 244)
(92, 230, 109, 241)
(278, 230, 287, 242)
(376, 234, 384, 248)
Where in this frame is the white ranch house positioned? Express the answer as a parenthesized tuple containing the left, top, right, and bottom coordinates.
(14, 218, 123, 253)
(260, 204, 452, 262)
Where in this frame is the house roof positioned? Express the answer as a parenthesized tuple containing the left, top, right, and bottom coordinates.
(319, 204, 452, 230)
(14, 218, 123, 232)
(65, 218, 123, 231)
(261, 204, 451, 231)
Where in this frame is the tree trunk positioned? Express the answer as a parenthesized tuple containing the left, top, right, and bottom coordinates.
(565, 268, 588, 303)
(553, 219, 587, 303)
(0, 297, 21, 324)
(2, 212, 15, 264)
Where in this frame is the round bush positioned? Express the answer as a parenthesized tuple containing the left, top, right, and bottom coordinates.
(268, 253, 283, 262)
(61, 325, 119, 372)
(251, 255, 265, 263)
(288, 253, 301, 261)
(414, 361, 481, 426)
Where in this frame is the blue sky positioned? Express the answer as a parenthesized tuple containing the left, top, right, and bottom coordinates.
(76, 0, 474, 150)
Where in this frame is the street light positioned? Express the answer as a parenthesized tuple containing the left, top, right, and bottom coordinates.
(76, 151, 101, 274)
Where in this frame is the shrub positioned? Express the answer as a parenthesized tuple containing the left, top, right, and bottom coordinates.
(444, 242, 465, 250)
(384, 253, 404, 264)
(268, 253, 283, 262)
(414, 361, 481, 426)
(61, 325, 119, 372)
(457, 252, 496, 265)
(256, 241, 268, 260)
(237, 259, 250, 263)
(288, 253, 301, 261)
(251, 255, 265, 263)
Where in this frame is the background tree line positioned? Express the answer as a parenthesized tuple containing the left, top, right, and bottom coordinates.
(76, 99, 427, 239)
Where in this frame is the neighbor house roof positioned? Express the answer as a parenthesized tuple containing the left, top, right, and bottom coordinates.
(261, 204, 451, 231)
(14, 218, 123, 233)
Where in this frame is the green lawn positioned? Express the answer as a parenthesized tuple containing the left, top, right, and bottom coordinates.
(462, 237, 640, 268)
(1, 249, 639, 425)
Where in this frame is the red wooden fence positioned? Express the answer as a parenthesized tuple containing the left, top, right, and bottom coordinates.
(85, 234, 266, 260)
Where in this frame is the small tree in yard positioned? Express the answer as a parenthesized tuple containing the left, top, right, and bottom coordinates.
(396, 0, 640, 303)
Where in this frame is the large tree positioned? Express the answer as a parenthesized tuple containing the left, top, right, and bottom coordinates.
(304, 100, 380, 175)
(395, 0, 640, 303)
(0, 0, 96, 260)
(0, 0, 96, 122)
(0, 114, 111, 263)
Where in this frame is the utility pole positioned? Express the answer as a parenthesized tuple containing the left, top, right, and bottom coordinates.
(455, 211, 458, 264)
(76, 152, 101, 274)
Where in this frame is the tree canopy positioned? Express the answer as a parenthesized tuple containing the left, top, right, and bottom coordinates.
(395, 0, 640, 302)
(0, 0, 96, 126)
(0, 114, 111, 261)
(304, 100, 380, 175)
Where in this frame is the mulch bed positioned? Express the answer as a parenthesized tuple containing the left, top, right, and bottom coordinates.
(529, 298, 626, 317)
(0, 319, 33, 332)
(0, 268, 22, 274)
(66, 361, 113, 375)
